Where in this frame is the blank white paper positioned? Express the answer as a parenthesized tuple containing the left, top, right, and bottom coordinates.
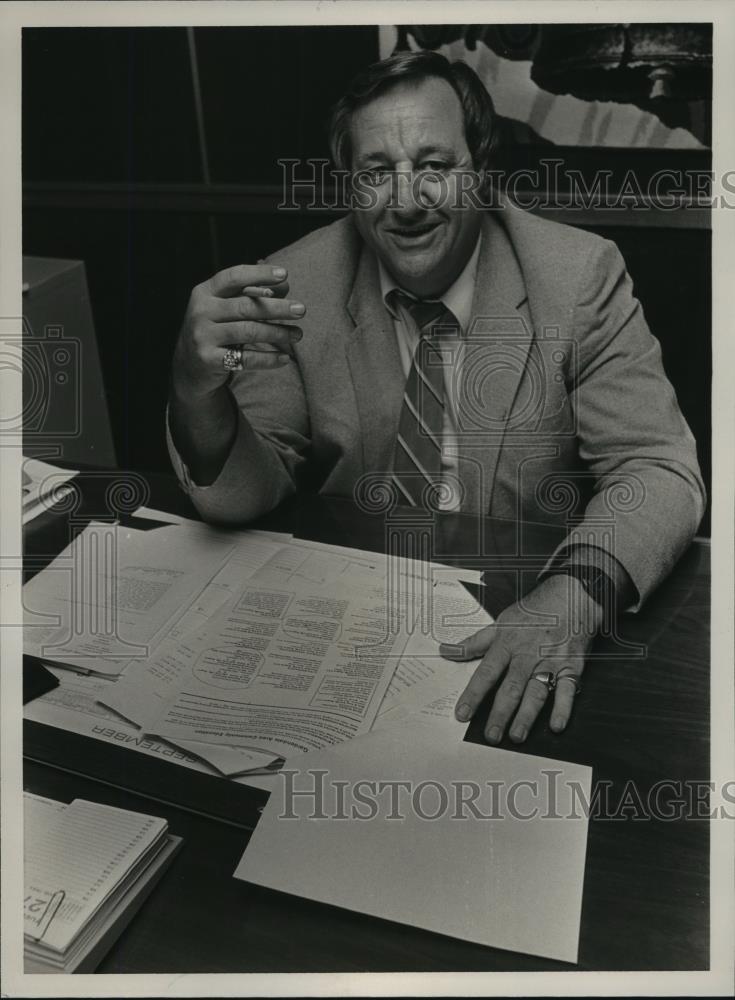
(234, 724, 592, 963)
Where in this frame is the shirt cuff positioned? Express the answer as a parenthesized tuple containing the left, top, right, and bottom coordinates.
(538, 543, 639, 612)
(165, 403, 216, 493)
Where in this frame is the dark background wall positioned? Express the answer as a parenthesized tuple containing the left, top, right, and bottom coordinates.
(22, 26, 711, 531)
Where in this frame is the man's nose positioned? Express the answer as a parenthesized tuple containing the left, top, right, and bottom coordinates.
(390, 169, 429, 217)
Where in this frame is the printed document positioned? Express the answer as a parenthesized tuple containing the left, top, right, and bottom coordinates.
(103, 564, 417, 760)
(23, 522, 283, 676)
(373, 576, 493, 728)
(23, 666, 273, 778)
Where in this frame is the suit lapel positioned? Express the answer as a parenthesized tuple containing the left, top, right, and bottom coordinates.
(341, 212, 534, 514)
(457, 212, 533, 515)
(345, 246, 406, 476)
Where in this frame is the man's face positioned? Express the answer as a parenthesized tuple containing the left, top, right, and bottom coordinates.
(349, 76, 483, 299)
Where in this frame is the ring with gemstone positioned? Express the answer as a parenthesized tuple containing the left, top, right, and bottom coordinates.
(222, 346, 243, 372)
(530, 670, 556, 692)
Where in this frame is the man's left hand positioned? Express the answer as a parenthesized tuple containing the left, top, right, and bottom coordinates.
(442, 574, 604, 743)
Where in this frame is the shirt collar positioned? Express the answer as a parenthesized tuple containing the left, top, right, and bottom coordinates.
(378, 233, 481, 334)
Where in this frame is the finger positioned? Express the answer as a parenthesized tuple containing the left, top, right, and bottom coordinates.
(208, 264, 288, 297)
(256, 259, 290, 298)
(454, 641, 510, 722)
(219, 341, 283, 356)
(211, 295, 305, 323)
(210, 339, 284, 358)
(483, 661, 538, 744)
(441, 623, 496, 661)
(242, 281, 290, 299)
(241, 341, 281, 353)
(211, 321, 302, 353)
(239, 349, 291, 370)
(267, 280, 290, 300)
(214, 346, 290, 372)
(549, 672, 581, 733)
(507, 669, 552, 743)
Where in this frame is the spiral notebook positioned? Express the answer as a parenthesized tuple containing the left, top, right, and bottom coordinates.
(24, 793, 182, 973)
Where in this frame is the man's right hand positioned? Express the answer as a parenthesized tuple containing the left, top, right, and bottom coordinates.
(171, 264, 305, 400)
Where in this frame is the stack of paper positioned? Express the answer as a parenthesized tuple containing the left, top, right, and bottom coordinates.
(23, 793, 181, 973)
(99, 534, 490, 774)
(23, 508, 491, 777)
(23, 520, 285, 676)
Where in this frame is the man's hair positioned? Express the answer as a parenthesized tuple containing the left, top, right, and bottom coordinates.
(327, 50, 497, 174)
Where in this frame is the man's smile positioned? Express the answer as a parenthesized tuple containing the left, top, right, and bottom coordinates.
(385, 220, 443, 248)
(350, 76, 482, 296)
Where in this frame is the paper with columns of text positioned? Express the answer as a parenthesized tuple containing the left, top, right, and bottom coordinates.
(102, 566, 415, 760)
(23, 522, 284, 677)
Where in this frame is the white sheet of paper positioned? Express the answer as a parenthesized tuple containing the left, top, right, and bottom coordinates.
(21, 459, 79, 524)
(281, 537, 483, 585)
(131, 506, 293, 544)
(371, 661, 473, 731)
(234, 724, 592, 964)
(22, 485, 76, 526)
(372, 577, 492, 729)
(23, 668, 240, 777)
(23, 522, 284, 676)
(168, 739, 279, 776)
(399, 576, 492, 658)
(23, 523, 238, 674)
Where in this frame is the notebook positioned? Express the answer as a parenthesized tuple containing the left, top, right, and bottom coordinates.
(24, 793, 182, 973)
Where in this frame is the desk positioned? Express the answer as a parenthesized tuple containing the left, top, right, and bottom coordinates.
(22, 469, 710, 972)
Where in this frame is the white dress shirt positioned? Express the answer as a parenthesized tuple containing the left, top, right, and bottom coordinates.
(377, 236, 481, 511)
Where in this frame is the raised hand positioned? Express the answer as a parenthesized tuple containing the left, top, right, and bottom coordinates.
(172, 264, 305, 400)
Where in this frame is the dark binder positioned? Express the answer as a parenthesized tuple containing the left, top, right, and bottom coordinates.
(23, 655, 60, 705)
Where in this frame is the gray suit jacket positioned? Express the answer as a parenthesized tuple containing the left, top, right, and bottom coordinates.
(169, 205, 705, 605)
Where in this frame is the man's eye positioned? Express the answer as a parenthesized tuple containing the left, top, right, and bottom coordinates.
(419, 161, 449, 174)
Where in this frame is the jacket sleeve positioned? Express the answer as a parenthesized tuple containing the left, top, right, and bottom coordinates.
(542, 238, 706, 608)
(166, 354, 311, 525)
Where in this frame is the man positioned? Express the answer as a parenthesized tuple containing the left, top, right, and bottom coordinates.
(168, 51, 705, 746)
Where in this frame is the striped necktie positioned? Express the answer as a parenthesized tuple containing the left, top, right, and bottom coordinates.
(388, 290, 458, 507)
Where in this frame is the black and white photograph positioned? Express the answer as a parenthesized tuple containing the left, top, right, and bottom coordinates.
(1, 1, 733, 995)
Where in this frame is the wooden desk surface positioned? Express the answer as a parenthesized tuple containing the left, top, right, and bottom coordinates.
(22, 469, 710, 972)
